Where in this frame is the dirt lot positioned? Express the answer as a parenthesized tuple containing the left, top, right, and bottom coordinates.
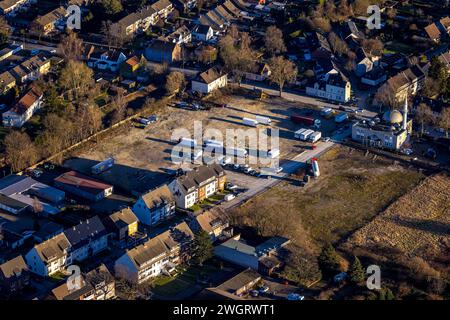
(342, 173, 450, 261)
(232, 146, 426, 251)
(66, 96, 342, 194)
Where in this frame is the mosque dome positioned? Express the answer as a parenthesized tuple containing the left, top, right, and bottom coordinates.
(382, 110, 403, 124)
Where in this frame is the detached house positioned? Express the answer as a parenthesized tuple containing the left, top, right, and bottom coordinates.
(189, 208, 230, 241)
(244, 62, 271, 82)
(306, 71, 351, 103)
(2, 86, 43, 128)
(0, 255, 30, 296)
(132, 184, 175, 226)
(145, 40, 182, 63)
(64, 216, 109, 263)
(165, 25, 192, 44)
(169, 164, 226, 209)
(115, 222, 194, 284)
(9, 53, 51, 84)
(192, 24, 214, 42)
(88, 50, 127, 73)
(25, 233, 71, 277)
(191, 67, 228, 94)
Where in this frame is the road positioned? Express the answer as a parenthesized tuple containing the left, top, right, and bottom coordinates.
(221, 129, 350, 210)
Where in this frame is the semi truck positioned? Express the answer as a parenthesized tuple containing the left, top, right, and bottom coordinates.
(243, 117, 258, 127)
(256, 115, 271, 125)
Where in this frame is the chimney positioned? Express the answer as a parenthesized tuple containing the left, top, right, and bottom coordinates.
(403, 97, 408, 131)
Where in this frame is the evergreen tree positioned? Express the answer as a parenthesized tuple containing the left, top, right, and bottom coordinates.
(318, 244, 341, 276)
(349, 256, 365, 284)
(192, 231, 214, 266)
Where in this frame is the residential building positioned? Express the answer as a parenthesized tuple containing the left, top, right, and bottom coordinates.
(64, 216, 109, 263)
(88, 50, 127, 73)
(30, 7, 68, 35)
(25, 233, 71, 276)
(192, 24, 214, 42)
(150, 0, 174, 20)
(9, 53, 51, 84)
(0, 174, 65, 215)
(214, 235, 290, 274)
(114, 222, 194, 284)
(165, 25, 192, 44)
(189, 208, 229, 241)
(0, 43, 23, 62)
(145, 40, 182, 63)
(244, 62, 271, 82)
(0, 70, 16, 94)
(306, 71, 351, 103)
(0, 0, 35, 16)
(172, 0, 197, 13)
(169, 164, 226, 209)
(361, 67, 387, 87)
(378, 64, 426, 103)
(206, 268, 261, 298)
(425, 16, 450, 42)
(111, 6, 157, 37)
(51, 264, 115, 300)
(54, 171, 113, 202)
(191, 67, 228, 94)
(120, 55, 142, 78)
(2, 85, 43, 127)
(33, 221, 64, 243)
(132, 184, 175, 226)
(105, 207, 139, 242)
(0, 255, 30, 296)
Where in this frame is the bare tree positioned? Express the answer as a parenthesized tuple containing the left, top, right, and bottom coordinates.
(4, 131, 38, 172)
(268, 56, 298, 97)
(362, 39, 384, 57)
(57, 30, 84, 61)
(165, 71, 186, 95)
(438, 107, 450, 138)
(415, 103, 433, 136)
(264, 26, 286, 56)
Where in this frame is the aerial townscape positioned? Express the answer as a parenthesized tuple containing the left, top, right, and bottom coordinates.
(0, 0, 449, 304)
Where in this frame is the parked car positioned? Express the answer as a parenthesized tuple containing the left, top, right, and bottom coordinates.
(287, 293, 305, 301)
(259, 285, 269, 293)
(250, 290, 259, 297)
(225, 182, 238, 190)
(322, 137, 331, 142)
(147, 115, 158, 123)
(224, 194, 236, 202)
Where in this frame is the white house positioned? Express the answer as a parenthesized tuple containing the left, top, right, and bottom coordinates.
(63, 216, 109, 263)
(25, 233, 71, 277)
(2, 86, 43, 128)
(165, 25, 192, 44)
(306, 71, 351, 103)
(169, 164, 226, 210)
(191, 67, 228, 94)
(132, 184, 175, 226)
(115, 222, 194, 284)
(244, 62, 271, 82)
(192, 24, 214, 42)
(88, 50, 127, 73)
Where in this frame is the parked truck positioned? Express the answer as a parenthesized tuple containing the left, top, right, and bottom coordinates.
(294, 128, 307, 139)
(299, 129, 314, 141)
(335, 112, 348, 123)
(243, 117, 258, 127)
(256, 115, 271, 125)
(91, 157, 114, 175)
(309, 131, 322, 143)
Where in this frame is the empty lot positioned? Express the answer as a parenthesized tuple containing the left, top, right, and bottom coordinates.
(66, 96, 342, 194)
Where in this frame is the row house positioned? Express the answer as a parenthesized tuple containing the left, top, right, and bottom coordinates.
(25, 233, 71, 277)
(132, 184, 175, 226)
(9, 53, 51, 84)
(114, 222, 194, 284)
(172, 0, 197, 13)
(0, 0, 36, 16)
(424, 16, 450, 43)
(169, 164, 226, 210)
(51, 264, 115, 300)
(111, 6, 157, 38)
(2, 85, 43, 128)
(64, 216, 109, 263)
(151, 0, 174, 21)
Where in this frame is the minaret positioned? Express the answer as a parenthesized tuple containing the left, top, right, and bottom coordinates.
(402, 97, 408, 131)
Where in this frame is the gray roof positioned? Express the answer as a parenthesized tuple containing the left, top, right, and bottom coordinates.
(219, 238, 257, 256)
(0, 193, 29, 211)
(64, 216, 107, 248)
(216, 268, 261, 294)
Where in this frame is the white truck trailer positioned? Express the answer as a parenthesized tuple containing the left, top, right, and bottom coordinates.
(309, 131, 322, 143)
(299, 129, 314, 141)
(243, 117, 258, 127)
(255, 115, 271, 125)
(294, 128, 307, 139)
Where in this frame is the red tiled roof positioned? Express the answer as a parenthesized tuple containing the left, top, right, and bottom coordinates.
(11, 86, 42, 115)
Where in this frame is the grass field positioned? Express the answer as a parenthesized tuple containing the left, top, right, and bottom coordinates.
(234, 146, 425, 249)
